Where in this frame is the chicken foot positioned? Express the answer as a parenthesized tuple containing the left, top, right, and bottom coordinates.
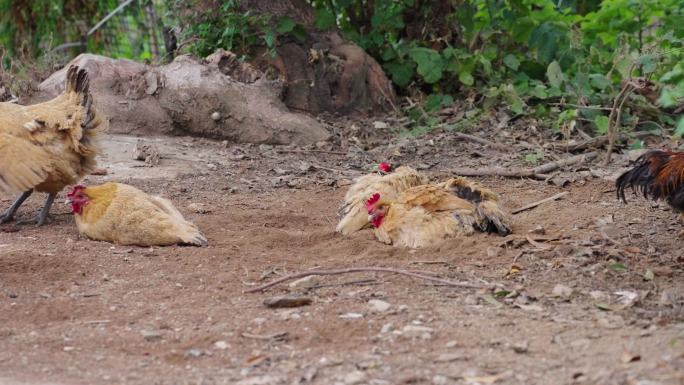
(10, 192, 56, 226)
(0, 190, 33, 223)
(35, 193, 57, 226)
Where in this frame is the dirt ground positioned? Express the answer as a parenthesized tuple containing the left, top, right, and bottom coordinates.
(1, 132, 684, 385)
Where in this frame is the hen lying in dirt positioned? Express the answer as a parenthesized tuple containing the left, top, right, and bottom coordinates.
(366, 177, 512, 248)
(66, 183, 208, 247)
(336, 163, 428, 235)
(0, 66, 101, 225)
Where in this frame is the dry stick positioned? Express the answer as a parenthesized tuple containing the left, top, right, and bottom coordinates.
(449, 151, 598, 179)
(511, 191, 569, 215)
(451, 132, 510, 152)
(605, 64, 637, 166)
(244, 267, 483, 293)
(277, 149, 347, 155)
(533, 151, 598, 174)
(605, 85, 634, 165)
(549, 131, 660, 152)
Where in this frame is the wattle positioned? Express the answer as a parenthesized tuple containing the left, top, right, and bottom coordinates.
(371, 214, 384, 228)
(71, 202, 84, 215)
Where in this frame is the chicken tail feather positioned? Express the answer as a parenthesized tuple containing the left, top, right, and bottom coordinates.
(616, 150, 671, 203)
(65, 65, 99, 131)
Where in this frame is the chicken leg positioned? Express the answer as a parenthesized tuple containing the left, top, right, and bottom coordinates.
(0, 190, 33, 223)
(9, 192, 56, 226)
(35, 193, 57, 226)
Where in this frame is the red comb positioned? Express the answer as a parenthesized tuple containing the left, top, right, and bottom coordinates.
(365, 193, 381, 213)
(378, 162, 391, 173)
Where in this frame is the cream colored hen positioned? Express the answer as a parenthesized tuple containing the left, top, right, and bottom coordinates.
(0, 66, 100, 225)
(66, 183, 207, 247)
(366, 177, 511, 248)
(336, 163, 427, 235)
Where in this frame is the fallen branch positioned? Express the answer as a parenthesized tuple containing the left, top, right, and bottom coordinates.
(277, 149, 347, 155)
(512, 192, 569, 215)
(244, 267, 483, 293)
(548, 131, 660, 152)
(451, 132, 510, 152)
(449, 151, 598, 180)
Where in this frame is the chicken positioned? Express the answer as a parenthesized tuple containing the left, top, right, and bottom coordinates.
(0, 66, 100, 225)
(336, 163, 428, 235)
(66, 183, 208, 247)
(366, 177, 512, 248)
(616, 150, 684, 228)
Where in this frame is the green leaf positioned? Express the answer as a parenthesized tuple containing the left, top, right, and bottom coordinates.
(459, 70, 474, 86)
(660, 87, 680, 108)
(589, 74, 611, 90)
(503, 54, 520, 70)
(638, 54, 657, 74)
(276, 17, 296, 34)
(263, 30, 275, 49)
(426, 94, 454, 112)
(314, 8, 336, 30)
(644, 269, 654, 281)
(384, 61, 414, 88)
(608, 262, 628, 272)
(594, 115, 609, 134)
(408, 47, 444, 84)
(595, 303, 614, 311)
(674, 116, 684, 138)
(546, 61, 564, 88)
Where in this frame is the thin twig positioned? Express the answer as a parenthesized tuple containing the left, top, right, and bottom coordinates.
(549, 103, 613, 111)
(511, 192, 569, 214)
(277, 149, 347, 155)
(448, 151, 598, 179)
(244, 267, 483, 293)
(548, 131, 660, 152)
(451, 132, 510, 152)
(605, 63, 637, 165)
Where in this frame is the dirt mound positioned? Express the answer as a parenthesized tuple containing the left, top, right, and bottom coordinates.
(32, 53, 330, 146)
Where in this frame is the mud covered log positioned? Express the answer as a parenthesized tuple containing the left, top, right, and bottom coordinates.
(32, 53, 330, 146)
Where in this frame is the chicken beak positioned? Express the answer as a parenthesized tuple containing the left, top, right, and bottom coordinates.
(64, 198, 72, 205)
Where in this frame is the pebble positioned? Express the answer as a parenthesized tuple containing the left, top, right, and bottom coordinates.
(211, 111, 221, 121)
(381, 323, 394, 333)
(339, 313, 364, 320)
(551, 284, 573, 299)
(368, 299, 391, 313)
(589, 290, 609, 301)
(288, 275, 320, 289)
(236, 375, 280, 385)
(141, 330, 163, 341)
(263, 295, 312, 308)
(486, 246, 500, 257)
(402, 325, 434, 339)
(434, 352, 464, 362)
(512, 341, 529, 354)
(184, 349, 203, 358)
(213, 340, 229, 350)
(341, 370, 366, 385)
(187, 202, 210, 214)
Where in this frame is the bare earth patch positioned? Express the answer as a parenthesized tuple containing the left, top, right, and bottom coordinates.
(1, 134, 683, 385)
